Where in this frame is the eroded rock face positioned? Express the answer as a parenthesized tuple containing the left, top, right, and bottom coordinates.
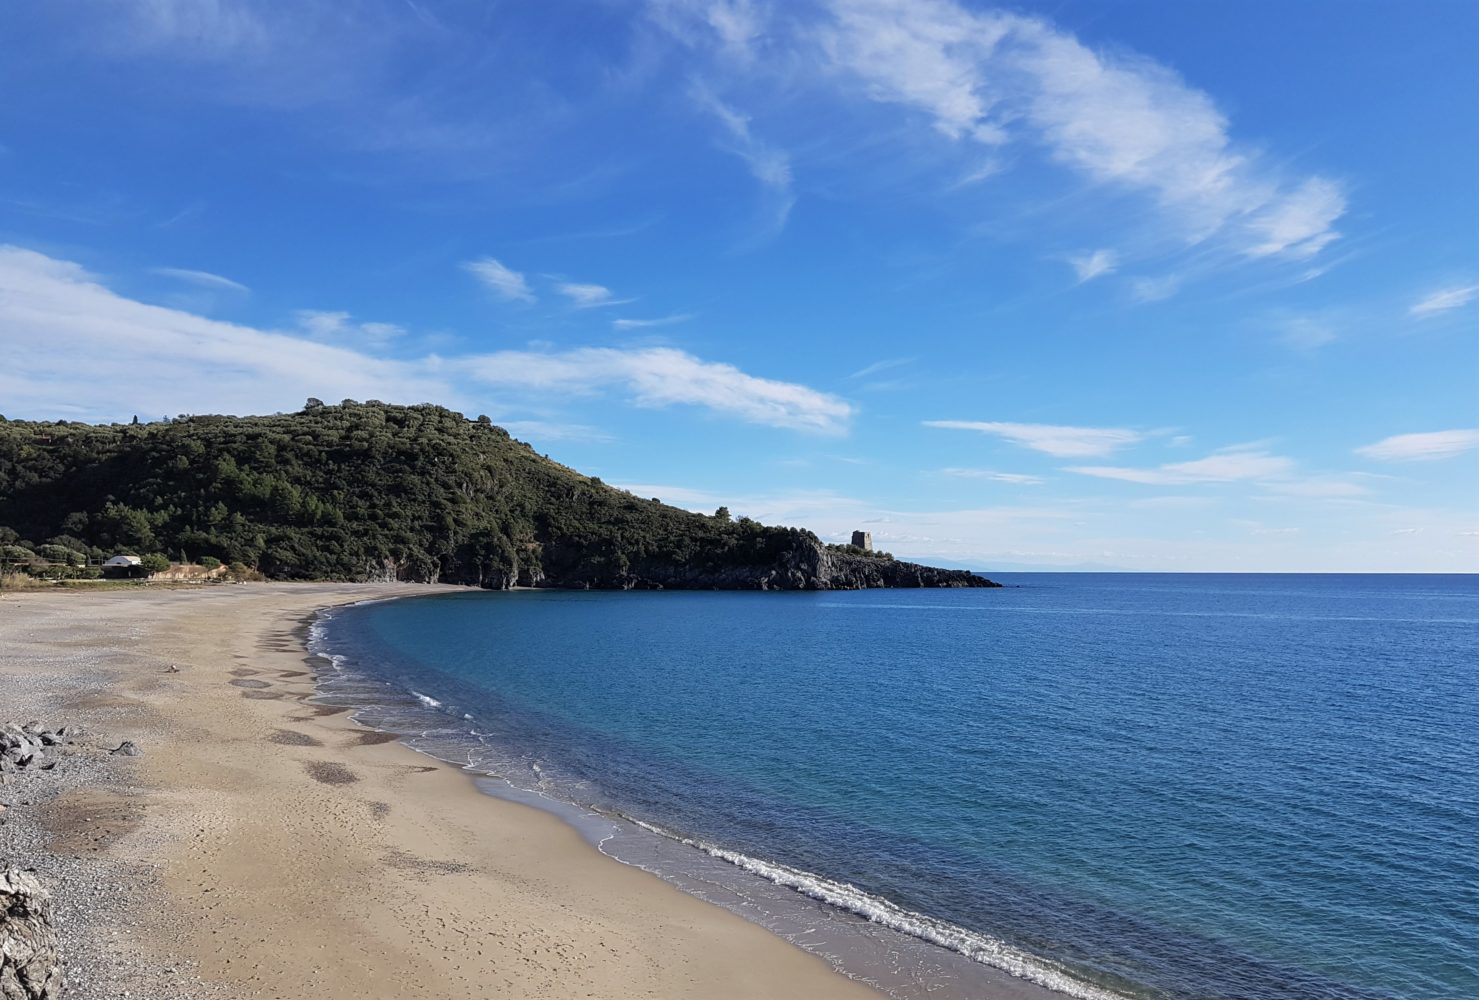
(0, 868, 63, 1000)
(533, 535, 999, 590)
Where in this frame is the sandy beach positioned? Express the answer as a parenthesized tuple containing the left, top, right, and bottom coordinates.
(0, 583, 883, 999)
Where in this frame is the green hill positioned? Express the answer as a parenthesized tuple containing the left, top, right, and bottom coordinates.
(0, 401, 994, 590)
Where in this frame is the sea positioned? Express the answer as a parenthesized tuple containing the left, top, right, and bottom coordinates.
(309, 573, 1478, 1000)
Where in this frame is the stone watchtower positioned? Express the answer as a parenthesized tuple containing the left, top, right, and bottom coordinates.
(850, 530, 873, 553)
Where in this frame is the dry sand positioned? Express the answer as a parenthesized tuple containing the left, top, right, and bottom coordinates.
(0, 583, 883, 999)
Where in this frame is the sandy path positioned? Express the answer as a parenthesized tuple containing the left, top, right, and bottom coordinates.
(1, 584, 883, 999)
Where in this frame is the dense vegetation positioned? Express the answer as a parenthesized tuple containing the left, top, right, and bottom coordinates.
(0, 401, 985, 590)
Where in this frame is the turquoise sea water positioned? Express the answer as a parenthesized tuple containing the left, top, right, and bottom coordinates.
(314, 574, 1478, 999)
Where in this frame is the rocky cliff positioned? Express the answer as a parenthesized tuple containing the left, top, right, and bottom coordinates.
(535, 534, 998, 590)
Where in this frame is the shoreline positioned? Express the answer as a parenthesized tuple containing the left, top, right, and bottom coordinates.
(0, 583, 888, 999)
(308, 595, 1081, 1000)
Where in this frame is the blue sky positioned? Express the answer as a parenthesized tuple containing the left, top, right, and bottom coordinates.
(2, 0, 1476, 571)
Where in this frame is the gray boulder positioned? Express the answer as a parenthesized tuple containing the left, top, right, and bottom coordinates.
(0, 868, 63, 999)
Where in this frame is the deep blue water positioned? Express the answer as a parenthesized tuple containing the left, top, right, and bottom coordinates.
(316, 574, 1479, 999)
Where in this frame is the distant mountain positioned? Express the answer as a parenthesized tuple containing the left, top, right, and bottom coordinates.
(0, 401, 996, 591)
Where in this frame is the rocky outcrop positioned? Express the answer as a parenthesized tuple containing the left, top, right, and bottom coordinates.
(0, 869, 62, 1000)
(533, 535, 998, 591)
(0, 725, 77, 782)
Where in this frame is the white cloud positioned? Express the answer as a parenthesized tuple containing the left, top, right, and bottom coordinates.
(814, 0, 1344, 258)
(467, 346, 853, 433)
(499, 420, 615, 444)
(151, 266, 249, 292)
(0, 246, 450, 419)
(941, 468, 1044, 485)
(925, 420, 1142, 457)
(0, 246, 849, 435)
(1409, 285, 1478, 318)
(691, 87, 793, 191)
(1068, 249, 1116, 283)
(462, 257, 535, 303)
(1356, 429, 1479, 462)
(689, 84, 796, 233)
(849, 357, 913, 379)
(613, 313, 695, 330)
(1069, 449, 1295, 485)
(648, 0, 766, 60)
(1244, 178, 1344, 259)
(293, 309, 405, 347)
(556, 282, 631, 309)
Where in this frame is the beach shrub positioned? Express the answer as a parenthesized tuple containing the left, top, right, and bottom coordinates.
(36, 543, 84, 565)
(199, 556, 222, 570)
(0, 545, 38, 565)
(139, 552, 170, 574)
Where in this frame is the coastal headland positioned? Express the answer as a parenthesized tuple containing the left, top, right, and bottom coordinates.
(0, 584, 889, 999)
(0, 403, 996, 592)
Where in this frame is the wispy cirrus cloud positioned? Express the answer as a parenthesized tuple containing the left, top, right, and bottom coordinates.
(1409, 285, 1478, 318)
(555, 281, 632, 309)
(0, 245, 849, 435)
(648, 0, 768, 61)
(849, 357, 913, 379)
(1356, 429, 1479, 462)
(1069, 448, 1294, 485)
(467, 346, 853, 433)
(613, 313, 695, 331)
(293, 309, 404, 347)
(150, 266, 249, 292)
(1068, 249, 1116, 283)
(925, 420, 1142, 457)
(941, 468, 1044, 485)
(689, 83, 796, 235)
(656, 0, 1346, 267)
(463, 257, 536, 303)
(815, 0, 1346, 259)
(500, 420, 616, 444)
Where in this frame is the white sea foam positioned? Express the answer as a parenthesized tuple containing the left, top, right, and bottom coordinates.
(410, 690, 443, 709)
(624, 818, 1123, 1000)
